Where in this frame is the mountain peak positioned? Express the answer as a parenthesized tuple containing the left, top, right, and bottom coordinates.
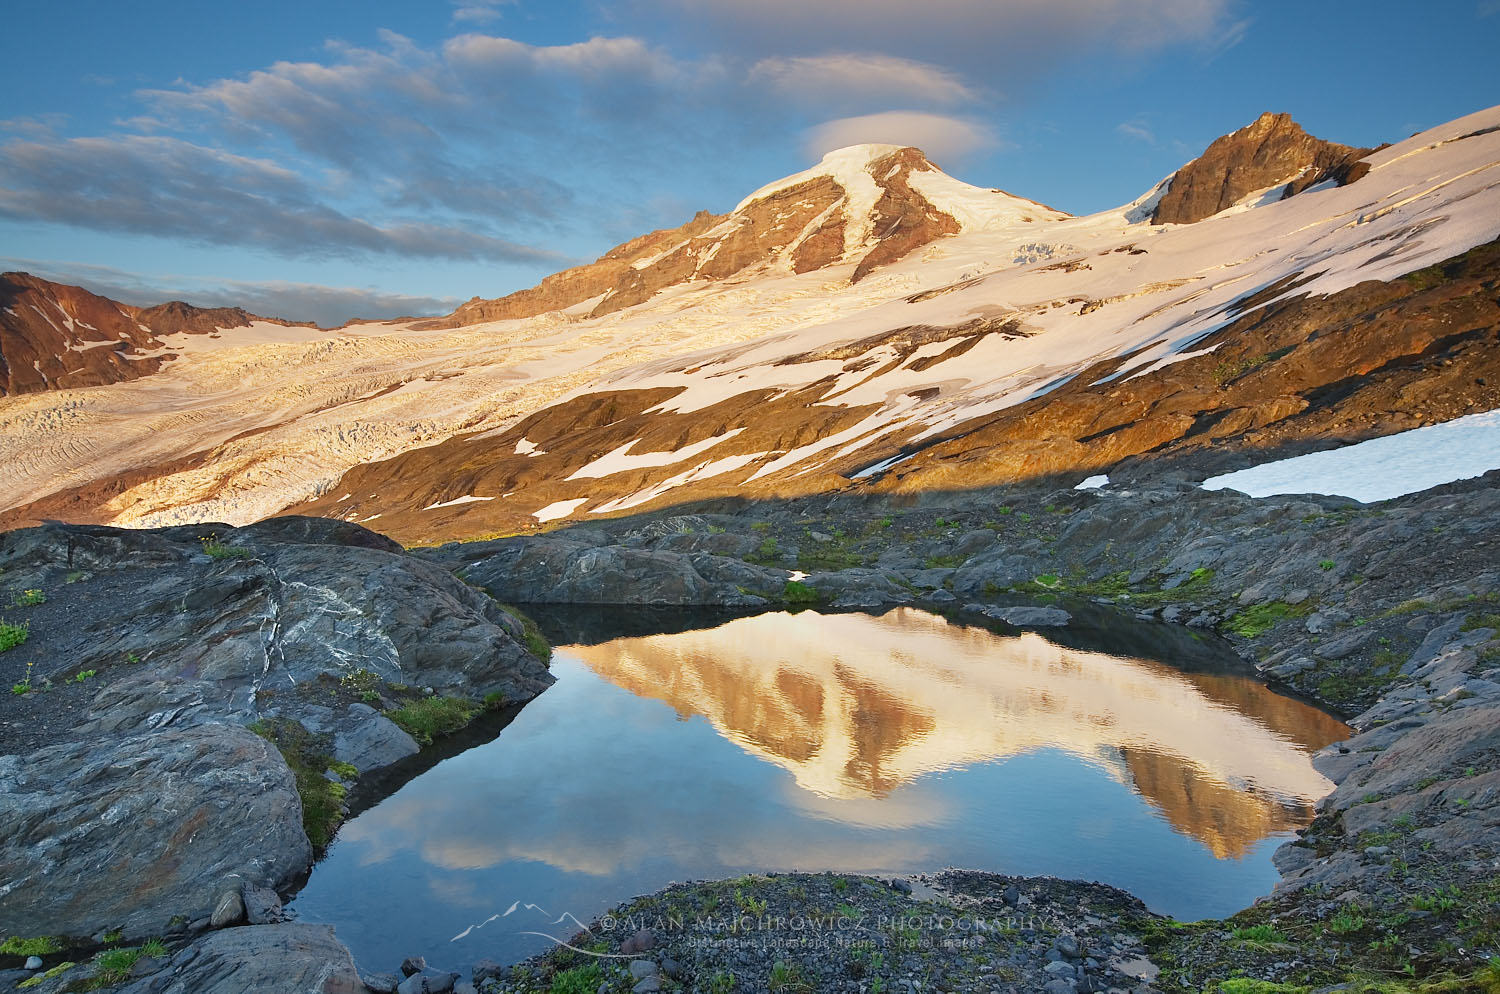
(428, 142, 1065, 329)
(1151, 111, 1373, 224)
(735, 143, 917, 212)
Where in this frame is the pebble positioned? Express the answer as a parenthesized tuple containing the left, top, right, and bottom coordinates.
(629, 960, 658, 980)
(401, 956, 427, 977)
(24, 957, 42, 971)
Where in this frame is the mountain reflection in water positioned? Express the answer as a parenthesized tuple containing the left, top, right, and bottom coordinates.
(565, 608, 1348, 858)
(291, 606, 1349, 971)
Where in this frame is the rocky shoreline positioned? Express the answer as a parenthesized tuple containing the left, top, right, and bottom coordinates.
(3, 474, 1499, 992)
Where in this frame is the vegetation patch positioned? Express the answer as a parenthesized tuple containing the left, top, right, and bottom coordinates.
(1461, 612, 1500, 632)
(499, 603, 552, 663)
(386, 696, 481, 746)
(18, 962, 75, 989)
(0, 620, 29, 652)
(246, 717, 348, 850)
(547, 963, 602, 994)
(91, 940, 168, 985)
(1227, 600, 1312, 638)
(781, 580, 819, 605)
(0, 936, 62, 957)
(199, 534, 253, 560)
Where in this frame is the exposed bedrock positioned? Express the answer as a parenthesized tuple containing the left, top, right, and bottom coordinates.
(0, 516, 553, 943)
(1151, 111, 1374, 225)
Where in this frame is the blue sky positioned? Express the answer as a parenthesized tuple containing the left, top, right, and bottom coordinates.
(1, 0, 1496, 325)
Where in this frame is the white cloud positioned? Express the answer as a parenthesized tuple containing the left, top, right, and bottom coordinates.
(1117, 121, 1155, 143)
(750, 53, 975, 108)
(804, 111, 998, 164)
(451, 0, 513, 24)
(443, 33, 681, 80)
(645, 0, 1232, 69)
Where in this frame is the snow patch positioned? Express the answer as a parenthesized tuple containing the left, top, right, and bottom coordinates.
(590, 452, 763, 514)
(566, 428, 745, 481)
(1201, 410, 1500, 502)
(533, 498, 589, 522)
(1075, 475, 1110, 490)
(422, 494, 496, 511)
(851, 452, 913, 479)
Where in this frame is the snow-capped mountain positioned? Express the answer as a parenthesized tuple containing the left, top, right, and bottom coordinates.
(2, 107, 1498, 541)
(420, 144, 1068, 329)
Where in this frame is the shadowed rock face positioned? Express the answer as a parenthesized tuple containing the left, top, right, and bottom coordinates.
(0, 272, 313, 396)
(0, 516, 554, 940)
(1151, 112, 1372, 225)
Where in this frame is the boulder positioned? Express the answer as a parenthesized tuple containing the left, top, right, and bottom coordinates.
(986, 606, 1072, 627)
(118, 924, 363, 994)
(0, 723, 309, 938)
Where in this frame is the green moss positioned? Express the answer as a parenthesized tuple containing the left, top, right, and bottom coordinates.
(499, 603, 552, 663)
(386, 696, 480, 746)
(1, 936, 62, 957)
(1227, 600, 1311, 638)
(923, 554, 967, 569)
(483, 690, 507, 710)
(18, 962, 75, 988)
(1216, 981, 1309, 994)
(245, 717, 347, 850)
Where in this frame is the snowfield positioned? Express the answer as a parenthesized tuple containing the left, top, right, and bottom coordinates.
(1202, 409, 1500, 503)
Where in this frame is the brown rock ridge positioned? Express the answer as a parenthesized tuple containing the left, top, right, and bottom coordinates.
(1151, 112, 1374, 225)
(0, 272, 313, 396)
(416, 146, 1020, 330)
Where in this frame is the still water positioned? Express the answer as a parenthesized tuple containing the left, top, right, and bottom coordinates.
(290, 607, 1347, 973)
